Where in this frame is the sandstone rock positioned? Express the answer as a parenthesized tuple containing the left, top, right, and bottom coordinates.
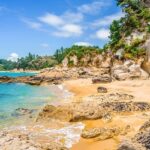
(140, 119, 150, 131)
(62, 57, 68, 68)
(97, 87, 108, 93)
(142, 38, 150, 74)
(92, 76, 112, 84)
(118, 140, 146, 150)
(81, 126, 130, 140)
(112, 62, 149, 80)
(70, 55, 78, 66)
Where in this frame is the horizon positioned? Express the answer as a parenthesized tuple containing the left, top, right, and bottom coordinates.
(0, 0, 123, 60)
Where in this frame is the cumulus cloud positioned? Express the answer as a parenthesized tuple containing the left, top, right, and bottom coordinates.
(93, 12, 124, 27)
(53, 24, 83, 37)
(74, 42, 92, 47)
(7, 53, 19, 62)
(95, 28, 110, 40)
(78, 1, 109, 14)
(22, 1, 114, 39)
(62, 11, 83, 23)
(38, 12, 83, 37)
(39, 13, 64, 27)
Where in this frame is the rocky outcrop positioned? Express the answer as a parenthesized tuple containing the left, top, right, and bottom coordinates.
(118, 119, 150, 150)
(112, 60, 149, 80)
(81, 126, 130, 140)
(36, 92, 150, 123)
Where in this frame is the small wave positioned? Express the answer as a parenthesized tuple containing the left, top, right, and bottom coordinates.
(44, 122, 85, 148)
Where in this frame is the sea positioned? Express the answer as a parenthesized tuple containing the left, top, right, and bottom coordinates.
(0, 72, 60, 128)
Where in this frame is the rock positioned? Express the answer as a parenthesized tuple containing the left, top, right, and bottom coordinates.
(142, 38, 150, 74)
(112, 65, 129, 81)
(97, 87, 108, 93)
(0, 76, 12, 83)
(92, 76, 112, 84)
(81, 126, 129, 140)
(135, 131, 150, 149)
(140, 119, 150, 131)
(115, 49, 124, 59)
(112, 61, 149, 80)
(118, 140, 145, 150)
(101, 57, 112, 68)
(62, 57, 68, 68)
(70, 55, 78, 66)
(11, 108, 35, 117)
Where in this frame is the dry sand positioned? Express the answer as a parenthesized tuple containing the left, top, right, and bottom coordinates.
(63, 78, 150, 150)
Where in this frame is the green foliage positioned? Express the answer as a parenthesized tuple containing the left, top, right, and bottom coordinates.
(108, 0, 150, 58)
(0, 53, 58, 71)
(17, 53, 57, 70)
(0, 59, 17, 70)
(109, 20, 122, 47)
(54, 45, 103, 63)
(124, 39, 146, 58)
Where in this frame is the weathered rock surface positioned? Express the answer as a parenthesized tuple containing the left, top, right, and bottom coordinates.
(81, 126, 130, 140)
(118, 119, 150, 150)
(97, 87, 108, 93)
(112, 60, 149, 80)
(36, 92, 150, 123)
(92, 76, 112, 84)
(118, 140, 146, 150)
(0, 131, 68, 150)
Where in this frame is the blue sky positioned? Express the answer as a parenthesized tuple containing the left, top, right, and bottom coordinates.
(0, 0, 123, 59)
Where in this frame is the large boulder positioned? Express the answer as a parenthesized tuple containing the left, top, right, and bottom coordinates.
(112, 60, 149, 80)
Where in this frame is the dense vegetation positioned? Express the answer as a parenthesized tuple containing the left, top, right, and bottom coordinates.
(108, 0, 150, 58)
(0, 53, 57, 71)
(54, 45, 103, 63)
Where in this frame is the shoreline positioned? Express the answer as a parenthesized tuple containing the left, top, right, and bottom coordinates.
(0, 70, 40, 73)
(0, 74, 150, 149)
(63, 78, 150, 150)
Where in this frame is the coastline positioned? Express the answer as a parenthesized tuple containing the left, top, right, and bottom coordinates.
(0, 75, 150, 149)
(63, 78, 150, 150)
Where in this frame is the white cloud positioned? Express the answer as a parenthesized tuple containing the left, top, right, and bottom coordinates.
(39, 13, 64, 27)
(7, 53, 19, 62)
(22, 19, 42, 30)
(74, 42, 92, 47)
(38, 12, 83, 38)
(62, 11, 83, 23)
(95, 28, 110, 40)
(78, 1, 109, 14)
(93, 12, 124, 27)
(53, 24, 83, 37)
(40, 43, 49, 48)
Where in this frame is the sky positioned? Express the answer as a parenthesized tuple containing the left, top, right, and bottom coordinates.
(0, 0, 123, 60)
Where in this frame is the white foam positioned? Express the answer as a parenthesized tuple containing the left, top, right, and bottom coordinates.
(43, 122, 85, 148)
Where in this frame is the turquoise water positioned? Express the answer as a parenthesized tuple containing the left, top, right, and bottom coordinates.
(0, 71, 36, 77)
(0, 72, 55, 127)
